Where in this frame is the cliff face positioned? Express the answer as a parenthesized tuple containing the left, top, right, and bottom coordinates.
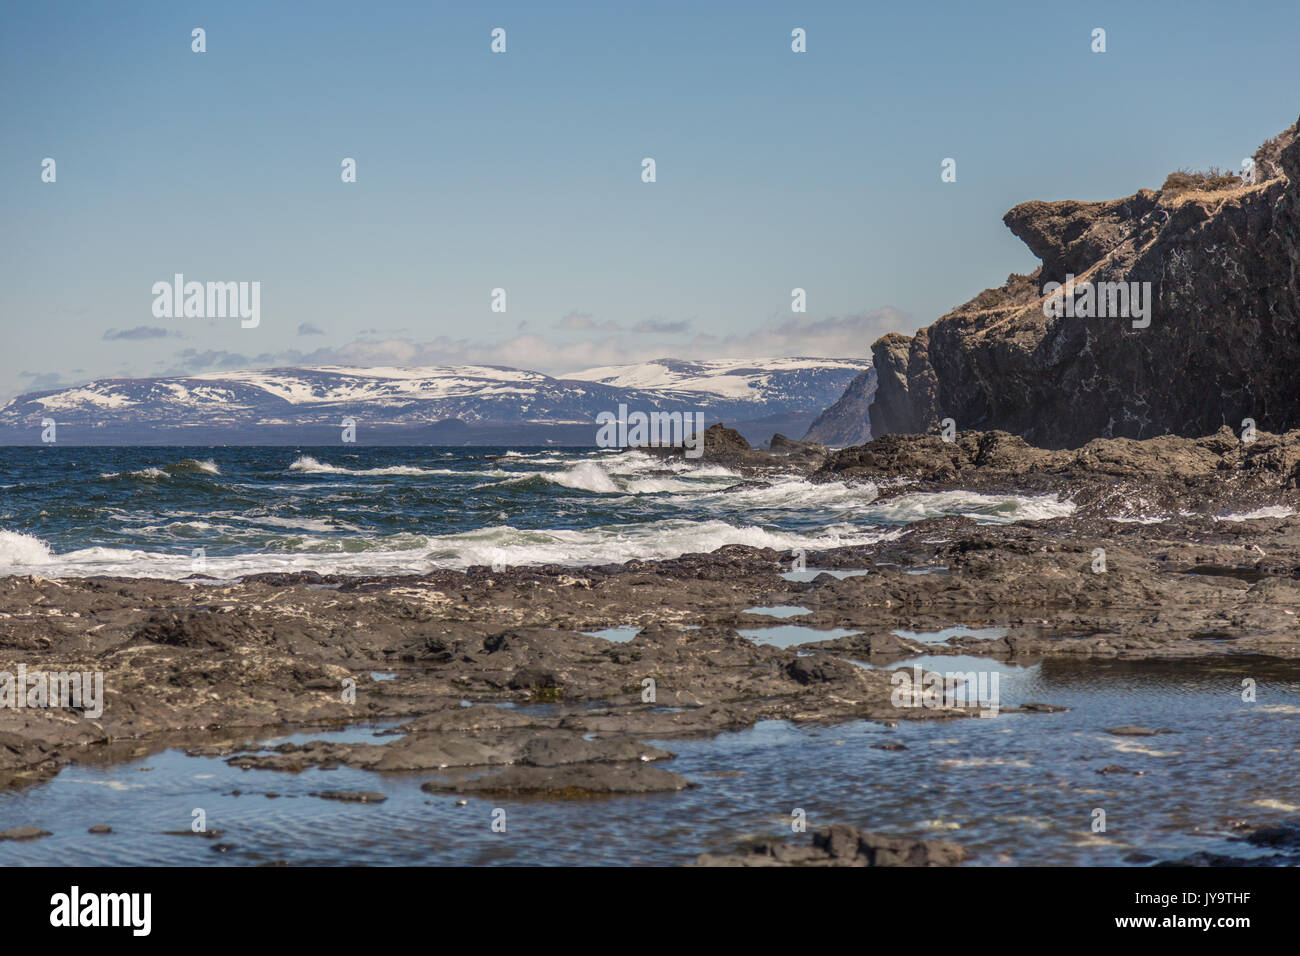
(869, 116, 1300, 449)
(801, 368, 876, 446)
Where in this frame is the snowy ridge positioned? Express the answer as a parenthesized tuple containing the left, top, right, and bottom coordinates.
(564, 357, 868, 401)
(0, 358, 870, 443)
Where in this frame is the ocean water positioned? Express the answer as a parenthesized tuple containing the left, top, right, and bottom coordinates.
(0, 446, 1076, 579)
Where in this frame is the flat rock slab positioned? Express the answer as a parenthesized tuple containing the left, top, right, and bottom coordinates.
(1106, 725, 1175, 736)
(0, 826, 51, 842)
(314, 790, 388, 804)
(422, 762, 692, 798)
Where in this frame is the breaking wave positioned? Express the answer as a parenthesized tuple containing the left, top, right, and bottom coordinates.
(100, 458, 222, 480)
(0, 529, 53, 567)
(288, 454, 468, 477)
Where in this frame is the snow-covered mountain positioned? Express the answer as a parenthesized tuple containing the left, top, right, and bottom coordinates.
(0, 358, 870, 445)
(564, 357, 867, 401)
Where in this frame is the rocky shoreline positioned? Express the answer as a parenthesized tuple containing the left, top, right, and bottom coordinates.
(4, 427, 1300, 863)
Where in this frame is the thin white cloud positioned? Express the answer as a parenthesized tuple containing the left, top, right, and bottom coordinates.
(265, 308, 909, 374)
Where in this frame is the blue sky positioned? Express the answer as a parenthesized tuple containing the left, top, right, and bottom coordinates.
(3, 0, 1299, 400)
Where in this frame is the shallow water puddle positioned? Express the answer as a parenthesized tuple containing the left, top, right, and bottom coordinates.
(3, 658, 1298, 866)
(581, 626, 640, 642)
(780, 568, 870, 582)
(743, 605, 811, 618)
(893, 625, 1009, 645)
(851, 654, 1034, 676)
(737, 625, 859, 648)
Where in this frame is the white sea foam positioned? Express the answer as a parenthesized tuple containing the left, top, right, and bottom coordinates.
(287, 454, 470, 477)
(542, 461, 621, 493)
(5, 520, 898, 580)
(99, 458, 221, 480)
(0, 529, 53, 567)
(687, 481, 1071, 523)
(100, 466, 168, 480)
(863, 490, 1076, 524)
(494, 459, 737, 496)
(685, 478, 878, 511)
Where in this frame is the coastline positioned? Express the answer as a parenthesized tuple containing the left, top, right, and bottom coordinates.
(4, 428, 1300, 864)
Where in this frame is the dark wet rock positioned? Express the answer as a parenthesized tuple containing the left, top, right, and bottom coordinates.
(0, 826, 51, 842)
(88, 825, 112, 834)
(635, 423, 827, 472)
(1153, 850, 1299, 867)
(766, 434, 829, 461)
(422, 762, 692, 797)
(784, 654, 862, 685)
(519, 734, 669, 768)
(694, 824, 969, 867)
(866, 116, 1300, 448)
(391, 704, 540, 734)
(314, 790, 387, 804)
(695, 424, 756, 462)
(815, 426, 1300, 519)
(1243, 823, 1300, 849)
(507, 666, 563, 693)
(1153, 822, 1300, 865)
(803, 631, 922, 658)
(239, 571, 328, 586)
(1106, 726, 1174, 737)
(132, 609, 266, 652)
(230, 727, 672, 775)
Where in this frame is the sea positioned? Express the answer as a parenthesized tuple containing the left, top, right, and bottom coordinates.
(0, 445, 1074, 579)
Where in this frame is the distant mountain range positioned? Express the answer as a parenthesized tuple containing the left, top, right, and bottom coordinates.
(0, 358, 871, 445)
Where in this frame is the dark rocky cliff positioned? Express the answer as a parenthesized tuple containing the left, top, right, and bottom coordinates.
(801, 367, 876, 446)
(868, 115, 1300, 449)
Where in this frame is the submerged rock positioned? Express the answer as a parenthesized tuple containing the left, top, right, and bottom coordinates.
(313, 791, 388, 804)
(0, 826, 51, 842)
(421, 762, 692, 797)
(693, 824, 969, 867)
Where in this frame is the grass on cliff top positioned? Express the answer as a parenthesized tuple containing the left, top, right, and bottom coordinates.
(1161, 166, 1246, 193)
(959, 271, 1042, 314)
